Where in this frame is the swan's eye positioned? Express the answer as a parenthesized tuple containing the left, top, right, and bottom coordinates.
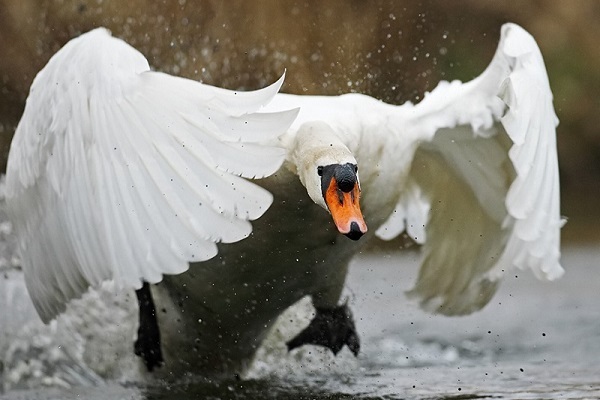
(317, 166, 323, 176)
(354, 165, 358, 173)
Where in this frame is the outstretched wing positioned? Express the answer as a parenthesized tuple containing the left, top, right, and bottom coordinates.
(376, 23, 564, 315)
(4, 28, 298, 323)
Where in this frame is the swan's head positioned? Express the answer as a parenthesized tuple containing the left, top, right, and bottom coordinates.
(290, 121, 368, 240)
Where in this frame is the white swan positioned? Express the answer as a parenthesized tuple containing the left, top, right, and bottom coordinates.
(4, 23, 563, 374)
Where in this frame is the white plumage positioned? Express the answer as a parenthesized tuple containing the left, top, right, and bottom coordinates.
(264, 22, 564, 315)
(4, 23, 563, 369)
(4, 27, 298, 322)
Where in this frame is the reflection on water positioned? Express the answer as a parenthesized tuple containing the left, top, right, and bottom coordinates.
(1, 246, 600, 399)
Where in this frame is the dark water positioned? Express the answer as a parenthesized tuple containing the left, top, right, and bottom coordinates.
(1, 246, 599, 399)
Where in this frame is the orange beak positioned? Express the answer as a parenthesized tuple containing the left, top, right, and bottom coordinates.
(324, 177, 368, 240)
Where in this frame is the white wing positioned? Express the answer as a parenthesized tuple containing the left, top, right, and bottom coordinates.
(4, 28, 298, 323)
(376, 23, 564, 315)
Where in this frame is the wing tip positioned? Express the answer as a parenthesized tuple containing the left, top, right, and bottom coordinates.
(499, 23, 538, 58)
(34, 296, 67, 325)
(256, 71, 288, 108)
(541, 260, 565, 281)
(273, 70, 286, 94)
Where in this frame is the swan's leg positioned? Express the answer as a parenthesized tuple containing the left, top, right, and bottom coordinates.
(134, 282, 164, 371)
(286, 262, 360, 356)
(286, 302, 360, 356)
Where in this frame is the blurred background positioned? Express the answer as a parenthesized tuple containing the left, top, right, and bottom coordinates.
(0, 0, 598, 243)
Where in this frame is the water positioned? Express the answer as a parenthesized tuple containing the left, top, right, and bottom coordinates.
(1, 244, 599, 399)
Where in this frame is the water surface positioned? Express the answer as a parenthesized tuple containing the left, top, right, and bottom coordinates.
(1, 246, 599, 399)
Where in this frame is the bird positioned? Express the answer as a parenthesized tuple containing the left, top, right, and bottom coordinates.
(3, 22, 564, 375)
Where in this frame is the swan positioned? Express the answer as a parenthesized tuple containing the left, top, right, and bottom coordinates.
(3, 23, 563, 375)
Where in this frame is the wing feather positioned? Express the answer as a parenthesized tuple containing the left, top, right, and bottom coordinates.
(377, 23, 564, 314)
(4, 28, 297, 322)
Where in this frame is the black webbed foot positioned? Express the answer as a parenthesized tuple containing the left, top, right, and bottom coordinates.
(286, 303, 360, 356)
(134, 282, 164, 371)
